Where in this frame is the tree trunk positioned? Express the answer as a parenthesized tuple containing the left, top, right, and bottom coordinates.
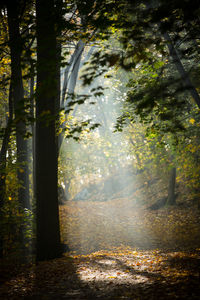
(64, 180, 71, 200)
(166, 167, 176, 206)
(36, 0, 61, 261)
(61, 40, 85, 108)
(0, 82, 13, 258)
(7, 1, 30, 209)
(163, 32, 200, 109)
(145, 2, 200, 109)
(29, 62, 36, 201)
(66, 40, 85, 104)
(58, 40, 85, 150)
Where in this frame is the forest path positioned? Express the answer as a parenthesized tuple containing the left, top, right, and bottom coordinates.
(1, 247, 200, 299)
(60, 199, 200, 254)
(1, 200, 200, 299)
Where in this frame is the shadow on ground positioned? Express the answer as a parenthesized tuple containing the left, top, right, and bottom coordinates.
(1, 248, 200, 299)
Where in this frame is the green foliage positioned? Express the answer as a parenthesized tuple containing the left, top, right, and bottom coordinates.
(1, 197, 33, 259)
(115, 57, 190, 135)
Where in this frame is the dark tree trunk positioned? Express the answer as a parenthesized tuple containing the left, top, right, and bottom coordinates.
(29, 62, 36, 201)
(166, 167, 176, 206)
(0, 84, 13, 206)
(36, 0, 61, 261)
(0, 83, 13, 258)
(163, 32, 200, 109)
(0, 129, 10, 208)
(7, 1, 30, 209)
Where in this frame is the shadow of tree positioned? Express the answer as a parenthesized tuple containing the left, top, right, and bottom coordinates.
(1, 250, 200, 299)
(165, 254, 200, 273)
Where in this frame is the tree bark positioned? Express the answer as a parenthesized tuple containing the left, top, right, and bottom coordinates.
(29, 62, 36, 201)
(7, 0, 30, 209)
(166, 167, 176, 206)
(58, 40, 85, 150)
(163, 32, 200, 109)
(0, 82, 13, 258)
(36, 0, 61, 261)
(61, 40, 85, 108)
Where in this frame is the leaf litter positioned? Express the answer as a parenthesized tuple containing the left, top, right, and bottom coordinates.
(1, 198, 200, 299)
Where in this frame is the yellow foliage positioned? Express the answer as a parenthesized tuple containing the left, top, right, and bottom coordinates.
(189, 118, 195, 124)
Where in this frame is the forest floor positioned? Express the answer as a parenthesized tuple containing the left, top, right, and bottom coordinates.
(1, 247, 200, 299)
(1, 199, 200, 299)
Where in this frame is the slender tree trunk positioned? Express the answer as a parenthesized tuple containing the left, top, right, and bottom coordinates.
(61, 40, 85, 108)
(0, 82, 13, 258)
(36, 0, 61, 261)
(163, 32, 200, 109)
(7, 1, 30, 209)
(0, 83, 13, 205)
(66, 40, 85, 103)
(58, 40, 85, 150)
(0, 127, 10, 204)
(29, 62, 36, 202)
(55, 41, 61, 156)
(145, 2, 200, 108)
(64, 180, 71, 200)
(166, 167, 176, 206)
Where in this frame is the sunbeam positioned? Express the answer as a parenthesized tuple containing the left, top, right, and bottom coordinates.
(58, 69, 156, 255)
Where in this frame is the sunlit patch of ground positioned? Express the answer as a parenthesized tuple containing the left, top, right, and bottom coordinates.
(59, 198, 200, 254)
(71, 248, 200, 299)
(71, 247, 200, 299)
(73, 247, 200, 283)
(76, 251, 150, 285)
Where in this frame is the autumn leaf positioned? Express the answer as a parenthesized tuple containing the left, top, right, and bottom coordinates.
(189, 118, 195, 124)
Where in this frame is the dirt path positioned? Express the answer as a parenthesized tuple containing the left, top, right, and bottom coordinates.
(1, 247, 200, 299)
(1, 200, 200, 299)
(60, 200, 200, 254)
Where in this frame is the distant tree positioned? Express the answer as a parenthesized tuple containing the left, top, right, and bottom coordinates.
(166, 166, 176, 206)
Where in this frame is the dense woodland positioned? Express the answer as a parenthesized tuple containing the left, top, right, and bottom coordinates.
(0, 0, 200, 299)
